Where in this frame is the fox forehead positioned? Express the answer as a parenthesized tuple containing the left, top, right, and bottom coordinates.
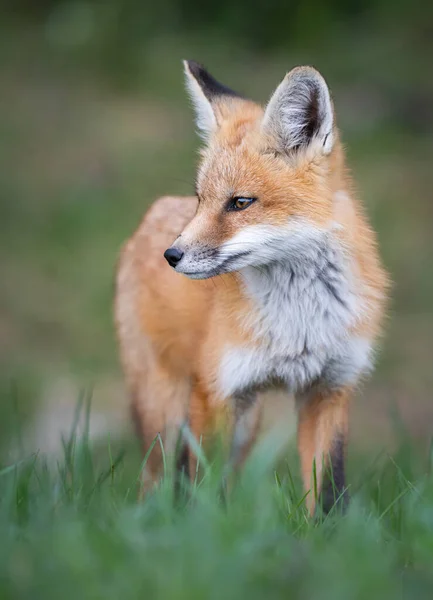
(196, 134, 333, 229)
(197, 146, 275, 199)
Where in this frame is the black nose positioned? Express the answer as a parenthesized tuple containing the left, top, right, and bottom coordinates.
(164, 247, 184, 267)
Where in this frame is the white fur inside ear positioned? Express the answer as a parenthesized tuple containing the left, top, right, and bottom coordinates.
(263, 67, 334, 155)
(184, 60, 216, 138)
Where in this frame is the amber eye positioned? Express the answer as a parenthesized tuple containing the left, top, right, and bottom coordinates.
(227, 197, 257, 212)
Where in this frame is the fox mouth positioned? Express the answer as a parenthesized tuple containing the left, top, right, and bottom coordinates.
(178, 250, 252, 279)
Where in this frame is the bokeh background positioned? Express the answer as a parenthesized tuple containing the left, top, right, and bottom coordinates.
(1, 0, 432, 461)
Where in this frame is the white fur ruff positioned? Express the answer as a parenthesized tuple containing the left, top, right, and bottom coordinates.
(218, 222, 373, 398)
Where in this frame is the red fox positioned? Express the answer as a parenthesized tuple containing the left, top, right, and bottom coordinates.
(115, 61, 388, 513)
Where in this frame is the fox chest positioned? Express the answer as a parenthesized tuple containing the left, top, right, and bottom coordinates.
(217, 260, 372, 398)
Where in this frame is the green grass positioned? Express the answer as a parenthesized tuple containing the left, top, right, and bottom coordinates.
(2, 400, 433, 599)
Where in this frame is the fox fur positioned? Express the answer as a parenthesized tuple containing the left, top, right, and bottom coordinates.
(115, 61, 388, 513)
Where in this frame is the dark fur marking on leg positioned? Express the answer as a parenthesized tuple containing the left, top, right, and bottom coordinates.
(174, 431, 190, 500)
(229, 388, 259, 467)
(234, 388, 256, 416)
(130, 397, 144, 442)
(321, 434, 349, 513)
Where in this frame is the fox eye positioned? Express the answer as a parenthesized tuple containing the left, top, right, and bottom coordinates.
(227, 197, 257, 212)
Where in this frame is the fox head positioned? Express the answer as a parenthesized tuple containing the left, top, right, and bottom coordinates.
(164, 60, 342, 279)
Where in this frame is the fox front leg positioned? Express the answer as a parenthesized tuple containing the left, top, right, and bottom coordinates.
(219, 391, 262, 496)
(296, 386, 350, 515)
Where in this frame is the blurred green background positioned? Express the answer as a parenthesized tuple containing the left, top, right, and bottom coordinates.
(1, 0, 433, 459)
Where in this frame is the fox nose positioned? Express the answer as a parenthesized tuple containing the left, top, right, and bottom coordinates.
(164, 247, 184, 268)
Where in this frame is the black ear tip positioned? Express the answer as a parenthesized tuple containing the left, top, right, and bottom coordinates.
(184, 59, 207, 78)
(183, 60, 242, 101)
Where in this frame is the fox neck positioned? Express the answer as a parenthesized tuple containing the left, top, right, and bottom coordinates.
(236, 230, 359, 356)
(215, 229, 371, 399)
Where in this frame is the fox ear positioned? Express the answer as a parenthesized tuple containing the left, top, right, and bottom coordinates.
(183, 60, 241, 138)
(262, 66, 334, 155)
